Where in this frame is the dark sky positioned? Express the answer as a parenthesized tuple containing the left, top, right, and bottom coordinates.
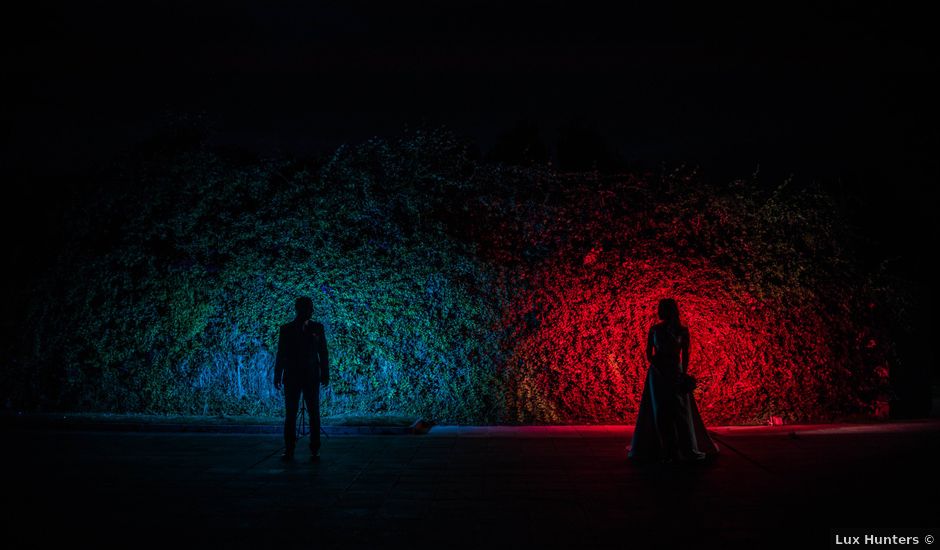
(4, 2, 935, 167)
(2, 2, 937, 287)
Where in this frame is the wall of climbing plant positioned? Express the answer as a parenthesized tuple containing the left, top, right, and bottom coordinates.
(10, 130, 895, 424)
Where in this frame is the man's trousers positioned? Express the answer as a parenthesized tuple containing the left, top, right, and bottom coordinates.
(284, 381, 320, 454)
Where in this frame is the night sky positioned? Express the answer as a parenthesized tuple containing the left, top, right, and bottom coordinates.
(3, 2, 937, 326)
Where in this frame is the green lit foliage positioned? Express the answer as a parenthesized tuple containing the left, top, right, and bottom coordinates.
(24, 131, 503, 421)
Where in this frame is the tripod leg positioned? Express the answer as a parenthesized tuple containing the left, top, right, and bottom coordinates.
(297, 398, 307, 440)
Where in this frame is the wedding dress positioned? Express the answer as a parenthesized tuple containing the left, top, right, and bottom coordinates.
(627, 322, 719, 462)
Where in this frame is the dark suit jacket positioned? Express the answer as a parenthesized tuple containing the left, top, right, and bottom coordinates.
(274, 319, 329, 387)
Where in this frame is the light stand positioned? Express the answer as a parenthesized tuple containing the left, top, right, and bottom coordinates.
(295, 388, 329, 441)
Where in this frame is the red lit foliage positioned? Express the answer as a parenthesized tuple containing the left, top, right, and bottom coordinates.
(475, 169, 891, 424)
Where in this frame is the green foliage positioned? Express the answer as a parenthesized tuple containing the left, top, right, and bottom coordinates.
(23, 131, 503, 421)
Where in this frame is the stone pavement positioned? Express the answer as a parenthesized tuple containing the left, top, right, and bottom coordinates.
(4, 421, 939, 549)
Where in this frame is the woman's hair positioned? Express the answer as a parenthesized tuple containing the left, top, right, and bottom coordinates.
(657, 298, 681, 328)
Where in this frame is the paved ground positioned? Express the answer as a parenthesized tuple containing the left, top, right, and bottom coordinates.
(5, 421, 939, 549)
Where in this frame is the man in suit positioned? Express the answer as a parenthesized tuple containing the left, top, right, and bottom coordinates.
(274, 296, 330, 461)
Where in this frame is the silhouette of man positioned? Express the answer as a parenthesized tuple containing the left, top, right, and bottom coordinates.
(274, 296, 329, 461)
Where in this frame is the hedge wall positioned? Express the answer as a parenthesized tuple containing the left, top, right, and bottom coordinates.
(12, 130, 895, 424)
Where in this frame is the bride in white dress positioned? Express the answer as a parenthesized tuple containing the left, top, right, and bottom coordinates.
(627, 298, 719, 462)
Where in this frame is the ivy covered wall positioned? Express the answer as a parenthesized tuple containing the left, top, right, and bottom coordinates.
(11, 131, 895, 424)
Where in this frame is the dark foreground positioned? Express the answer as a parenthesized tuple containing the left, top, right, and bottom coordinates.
(4, 422, 939, 549)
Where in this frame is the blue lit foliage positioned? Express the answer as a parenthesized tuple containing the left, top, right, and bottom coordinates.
(24, 132, 503, 421)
